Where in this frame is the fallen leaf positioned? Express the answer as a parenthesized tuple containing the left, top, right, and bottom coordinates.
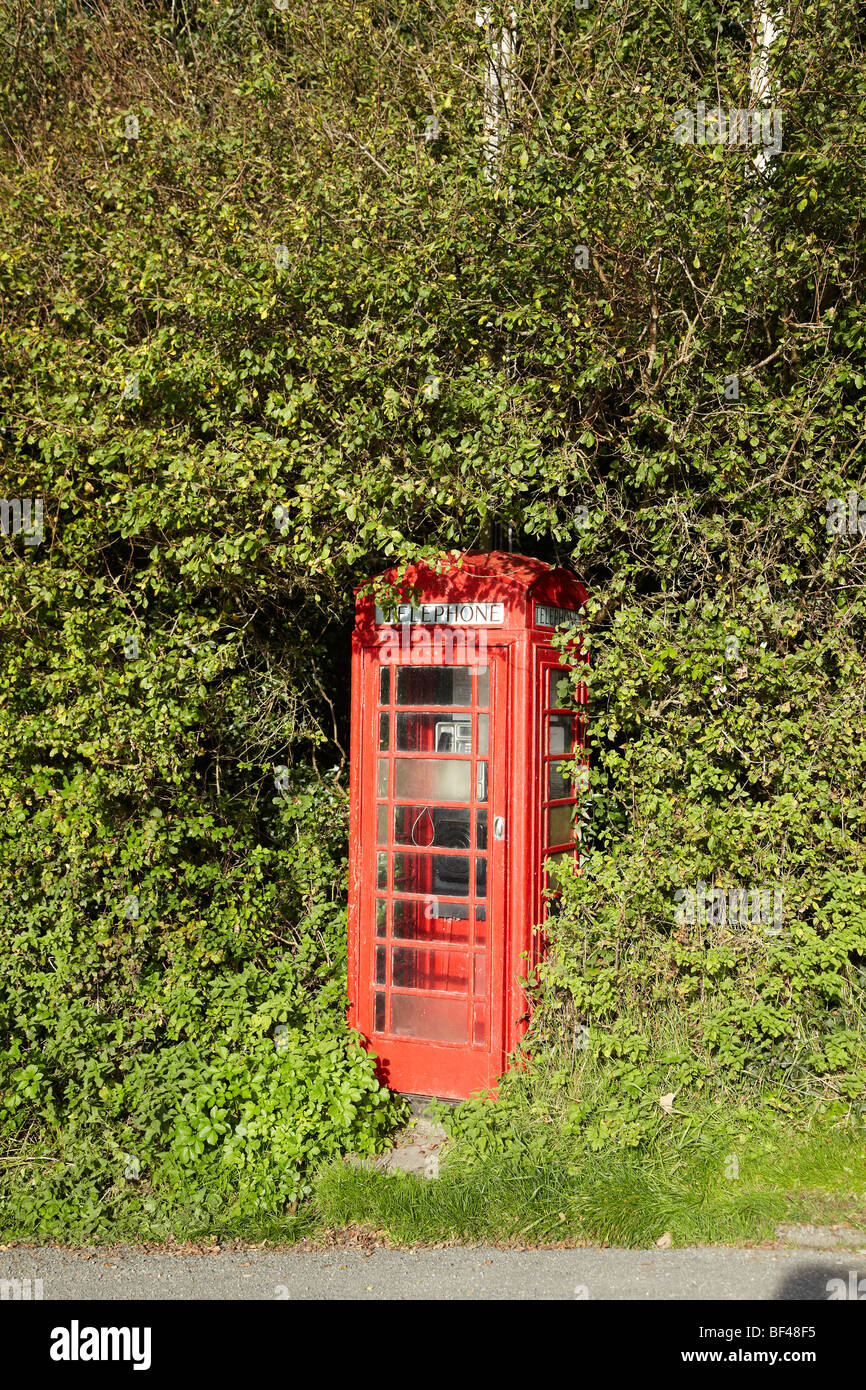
(656, 1232, 672, 1249)
(659, 1092, 676, 1114)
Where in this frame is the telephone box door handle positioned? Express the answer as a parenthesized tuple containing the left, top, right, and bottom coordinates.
(493, 816, 505, 840)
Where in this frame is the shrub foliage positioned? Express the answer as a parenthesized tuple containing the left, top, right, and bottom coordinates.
(0, 0, 864, 1231)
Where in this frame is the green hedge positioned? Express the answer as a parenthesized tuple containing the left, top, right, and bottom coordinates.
(0, 1, 864, 1233)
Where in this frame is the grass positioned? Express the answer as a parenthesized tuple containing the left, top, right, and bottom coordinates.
(4, 1122, 863, 1250)
(5, 1040, 864, 1249)
(314, 1121, 866, 1249)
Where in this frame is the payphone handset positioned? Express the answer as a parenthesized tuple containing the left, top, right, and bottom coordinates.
(431, 719, 485, 801)
(435, 719, 472, 753)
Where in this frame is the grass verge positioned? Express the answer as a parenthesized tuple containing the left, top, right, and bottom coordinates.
(314, 1119, 866, 1248)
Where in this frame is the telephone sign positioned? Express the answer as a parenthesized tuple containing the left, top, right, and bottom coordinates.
(375, 602, 505, 626)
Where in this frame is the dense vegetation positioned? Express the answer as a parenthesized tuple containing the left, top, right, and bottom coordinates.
(1, 0, 864, 1241)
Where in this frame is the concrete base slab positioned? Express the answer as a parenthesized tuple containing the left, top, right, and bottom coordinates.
(346, 1115, 449, 1179)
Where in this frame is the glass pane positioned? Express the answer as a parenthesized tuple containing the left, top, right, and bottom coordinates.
(376, 898, 387, 938)
(396, 712, 472, 753)
(378, 713, 389, 750)
(393, 896, 470, 943)
(476, 857, 487, 898)
(390, 993, 468, 1043)
(477, 666, 489, 708)
(396, 667, 473, 707)
(474, 955, 487, 995)
(374, 992, 386, 1032)
(375, 945, 386, 985)
(392, 947, 469, 993)
(395, 758, 471, 801)
(377, 758, 388, 796)
(547, 714, 574, 755)
(393, 851, 470, 897)
(476, 810, 487, 849)
(477, 714, 489, 755)
(376, 851, 388, 888)
(394, 805, 471, 849)
(477, 762, 488, 802)
(546, 849, 575, 883)
(475, 910, 486, 947)
(547, 668, 570, 709)
(548, 803, 574, 847)
(379, 667, 390, 705)
(377, 804, 388, 844)
(548, 759, 572, 799)
(473, 1002, 487, 1046)
(433, 852, 471, 896)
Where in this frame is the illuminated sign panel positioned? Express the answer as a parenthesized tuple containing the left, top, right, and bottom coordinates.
(534, 603, 582, 628)
(375, 602, 505, 626)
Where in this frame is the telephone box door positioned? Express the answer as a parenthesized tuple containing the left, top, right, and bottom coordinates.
(359, 653, 507, 1099)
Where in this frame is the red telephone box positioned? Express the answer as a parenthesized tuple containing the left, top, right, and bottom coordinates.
(347, 551, 588, 1100)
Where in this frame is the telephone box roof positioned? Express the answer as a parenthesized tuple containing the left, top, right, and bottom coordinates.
(370, 549, 569, 586)
(354, 550, 587, 641)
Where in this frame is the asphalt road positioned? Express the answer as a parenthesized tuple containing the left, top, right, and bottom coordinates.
(2, 1245, 863, 1300)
